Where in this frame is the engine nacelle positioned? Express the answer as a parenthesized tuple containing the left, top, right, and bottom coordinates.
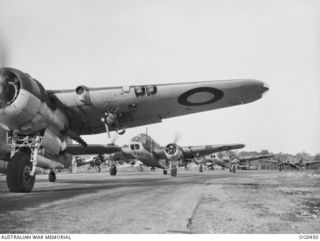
(42, 128, 68, 155)
(165, 143, 184, 161)
(94, 155, 104, 166)
(230, 156, 240, 165)
(0, 68, 68, 134)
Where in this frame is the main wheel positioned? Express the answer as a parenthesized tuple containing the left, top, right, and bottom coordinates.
(171, 168, 177, 177)
(48, 171, 56, 182)
(151, 167, 156, 172)
(6, 151, 35, 193)
(163, 169, 167, 175)
(232, 165, 236, 173)
(109, 164, 117, 176)
(199, 165, 203, 173)
(96, 166, 101, 173)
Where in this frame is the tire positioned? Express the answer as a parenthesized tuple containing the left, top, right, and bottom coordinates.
(109, 164, 117, 176)
(6, 151, 35, 193)
(48, 171, 56, 182)
(163, 170, 167, 175)
(171, 168, 177, 177)
(199, 165, 203, 173)
(96, 166, 101, 173)
(232, 165, 236, 173)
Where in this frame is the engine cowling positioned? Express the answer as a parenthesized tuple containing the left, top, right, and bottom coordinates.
(94, 155, 104, 166)
(230, 156, 240, 165)
(0, 68, 68, 135)
(165, 143, 184, 161)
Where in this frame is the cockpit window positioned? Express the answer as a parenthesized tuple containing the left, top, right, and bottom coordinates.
(130, 144, 135, 150)
(135, 144, 140, 150)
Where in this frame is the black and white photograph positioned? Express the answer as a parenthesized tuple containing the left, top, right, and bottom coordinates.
(0, 0, 319, 238)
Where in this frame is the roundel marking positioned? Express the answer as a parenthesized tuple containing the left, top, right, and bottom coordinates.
(177, 87, 224, 106)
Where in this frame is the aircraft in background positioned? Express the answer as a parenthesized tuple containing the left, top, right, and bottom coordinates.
(267, 157, 320, 171)
(200, 153, 274, 172)
(74, 154, 107, 173)
(0, 67, 268, 192)
(94, 133, 245, 176)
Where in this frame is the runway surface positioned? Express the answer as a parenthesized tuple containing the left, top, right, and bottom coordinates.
(0, 169, 319, 233)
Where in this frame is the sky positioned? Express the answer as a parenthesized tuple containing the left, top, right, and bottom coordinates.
(0, 0, 319, 155)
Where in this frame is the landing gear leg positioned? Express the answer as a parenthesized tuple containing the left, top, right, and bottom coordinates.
(170, 161, 178, 177)
(49, 170, 56, 182)
(6, 134, 43, 193)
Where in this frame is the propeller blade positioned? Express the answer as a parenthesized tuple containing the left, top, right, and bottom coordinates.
(173, 131, 181, 144)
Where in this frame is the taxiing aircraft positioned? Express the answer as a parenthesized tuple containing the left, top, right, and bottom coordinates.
(200, 153, 274, 172)
(0, 67, 268, 192)
(96, 133, 245, 176)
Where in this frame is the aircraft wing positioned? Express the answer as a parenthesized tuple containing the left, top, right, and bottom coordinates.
(65, 144, 121, 155)
(305, 161, 320, 167)
(238, 154, 274, 163)
(49, 79, 267, 136)
(182, 144, 245, 159)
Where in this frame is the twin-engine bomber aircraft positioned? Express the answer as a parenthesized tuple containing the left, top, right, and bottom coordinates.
(201, 153, 274, 172)
(266, 157, 320, 171)
(67, 133, 245, 176)
(0, 67, 269, 192)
